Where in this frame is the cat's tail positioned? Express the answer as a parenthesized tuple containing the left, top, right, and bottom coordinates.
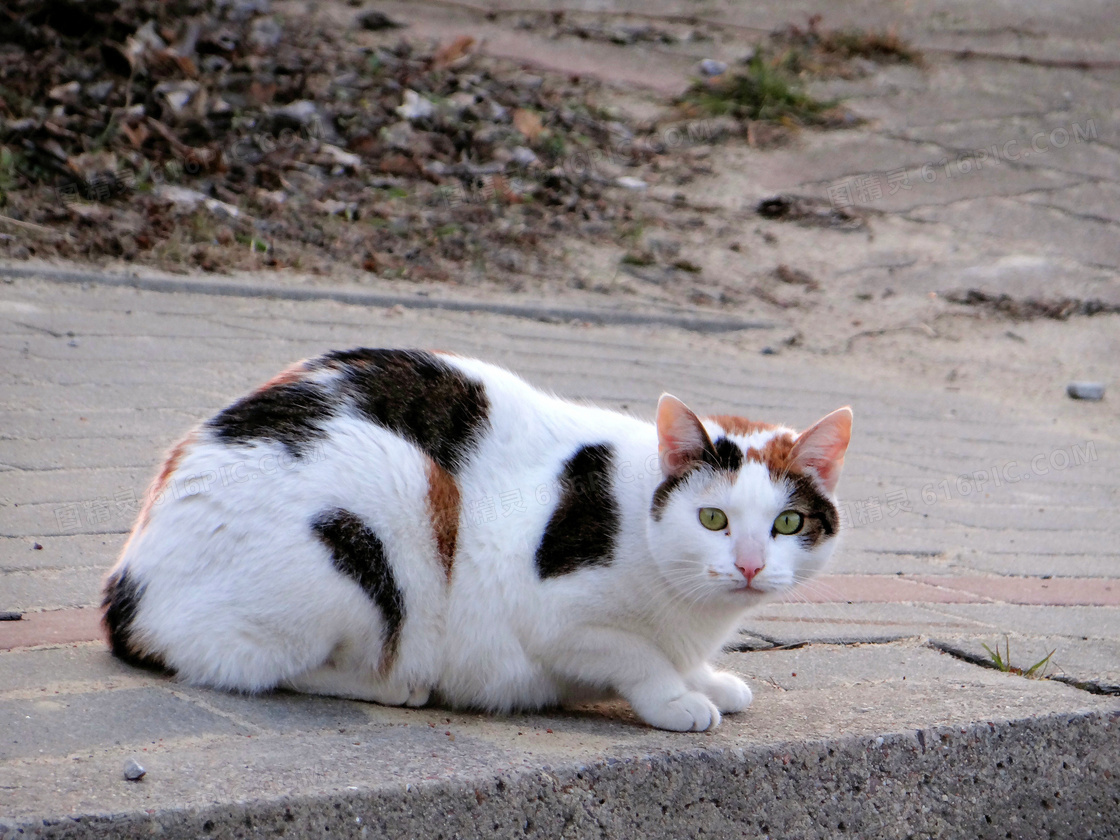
(101, 567, 170, 673)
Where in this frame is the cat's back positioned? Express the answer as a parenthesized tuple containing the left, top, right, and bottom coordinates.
(104, 349, 649, 689)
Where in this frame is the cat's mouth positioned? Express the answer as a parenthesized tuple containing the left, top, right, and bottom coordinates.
(732, 580, 769, 596)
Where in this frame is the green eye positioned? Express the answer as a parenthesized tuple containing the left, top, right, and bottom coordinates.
(698, 507, 729, 531)
(773, 510, 803, 535)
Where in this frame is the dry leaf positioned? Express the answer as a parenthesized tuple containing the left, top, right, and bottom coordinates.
(432, 35, 475, 70)
(120, 122, 149, 148)
(512, 109, 544, 142)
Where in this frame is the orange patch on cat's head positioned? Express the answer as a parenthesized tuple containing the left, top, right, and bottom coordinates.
(747, 433, 797, 479)
(707, 415, 795, 477)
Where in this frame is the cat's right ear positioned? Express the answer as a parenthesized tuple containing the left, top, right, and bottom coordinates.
(656, 394, 715, 478)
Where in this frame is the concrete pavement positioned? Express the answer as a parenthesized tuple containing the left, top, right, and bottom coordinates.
(1, 271, 1117, 838)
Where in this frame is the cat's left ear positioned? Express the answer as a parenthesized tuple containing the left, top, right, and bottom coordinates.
(790, 407, 852, 495)
(656, 394, 716, 478)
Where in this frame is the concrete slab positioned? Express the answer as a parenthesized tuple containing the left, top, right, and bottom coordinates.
(0, 642, 1114, 838)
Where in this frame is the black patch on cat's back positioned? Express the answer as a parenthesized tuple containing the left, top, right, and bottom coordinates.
(102, 568, 168, 672)
(785, 473, 840, 548)
(536, 444, 620, 579)
(319, 349, 490, 474)
(650, 436, 744, 521)
(312, 508, 405, 672)
(209, 379, 333, 458)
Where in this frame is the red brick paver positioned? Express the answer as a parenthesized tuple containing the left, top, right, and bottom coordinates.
(0, 607, 103, 651)
(793, 575, 988, 604)
(910, 576, 1120, 606)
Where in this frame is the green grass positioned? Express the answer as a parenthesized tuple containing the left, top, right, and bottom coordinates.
(982, 637, 1055, 679)
(0, 146, 19, 197)
(680, 53, 833, 124)
(620, 251, 654, 267)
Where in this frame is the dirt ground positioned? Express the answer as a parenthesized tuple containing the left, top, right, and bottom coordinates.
(2, 0, 1117, 430)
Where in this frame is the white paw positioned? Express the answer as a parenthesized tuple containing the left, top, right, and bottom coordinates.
(405, 684, 431, 707)
(703, 671, 753, 714)
(640, 690, 722, 732)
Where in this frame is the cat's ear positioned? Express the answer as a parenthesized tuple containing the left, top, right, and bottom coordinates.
(790, 406, 852, 495)
(656, 394, 715, 478)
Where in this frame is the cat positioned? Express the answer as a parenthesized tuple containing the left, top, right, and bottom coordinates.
(102, 348, 851, 732)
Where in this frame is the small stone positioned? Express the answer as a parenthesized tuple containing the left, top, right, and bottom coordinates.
(86, 80, 115, 103)
(48, 81, 82, 107)
(319, 143, 362, 171)
(32, 542, 43, 550)
(358, 10, 402, 30)
(201, 55, 231, 74)
(395, 90, 434, 122)
(0, 611, 22, 621)
(123, 758, 146, 781)
(1067, 382, 1104, 401)
(274, 99, 321, 126)
(487, 101, 509, 122)
(510, 146, 537, 167)
(444, 91, 478, 116)
(382, 120, 416, 151)
(698, 59, 728, 77)
(249, 17, 283, 50)
(615, 176, 647, 191)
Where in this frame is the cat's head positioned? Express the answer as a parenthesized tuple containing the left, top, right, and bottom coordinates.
(647, 395, 852, 607)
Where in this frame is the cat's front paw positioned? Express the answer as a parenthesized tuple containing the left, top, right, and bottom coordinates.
(639, 691, 722, 732)
(702, 670, 753, 714)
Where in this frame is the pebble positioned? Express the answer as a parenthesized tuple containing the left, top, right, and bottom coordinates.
(510, 146, 538, 167)
(395, 89, 434, 121)
(248, 17, 283, 50)
(357, 10, 401, 30)
(698, 59, 728, 77)
(86, 80, 115, 103)
(382, 120, 417, 151)
(273, 99, 321, 126)
(48, 81, 82, 107)
(123, 758, 146, 781)
(319, 143, 362, 170)
(1067, 382, 1104, 401)
(615, 176, 648, 191)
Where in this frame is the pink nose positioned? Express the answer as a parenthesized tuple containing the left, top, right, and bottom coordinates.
(736, 555, 765, 586)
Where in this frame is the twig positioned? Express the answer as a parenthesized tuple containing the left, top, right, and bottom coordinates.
(0, 214, 55, 234)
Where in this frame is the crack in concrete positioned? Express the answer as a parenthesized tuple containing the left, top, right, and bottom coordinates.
(1010, 199, 1120, 228)
(929, 639, 1120, 696)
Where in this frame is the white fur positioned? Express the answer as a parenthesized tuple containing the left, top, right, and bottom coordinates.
(108, 355, 847, 731)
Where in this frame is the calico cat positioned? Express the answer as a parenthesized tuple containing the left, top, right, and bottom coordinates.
(103, 349, 851, 732)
